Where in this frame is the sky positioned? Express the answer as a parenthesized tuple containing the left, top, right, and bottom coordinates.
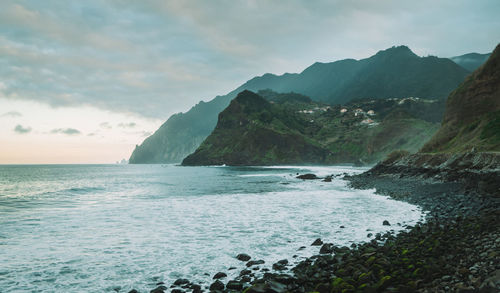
(1, 0, 499, 164)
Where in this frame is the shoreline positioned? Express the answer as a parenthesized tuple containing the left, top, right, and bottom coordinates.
(140, 164, 499, 293)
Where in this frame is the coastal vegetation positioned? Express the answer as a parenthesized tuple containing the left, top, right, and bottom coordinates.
(182, 90, 441, 166)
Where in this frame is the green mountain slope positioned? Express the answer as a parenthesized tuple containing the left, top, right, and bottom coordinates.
(421, 44, 500, 153)
(182, 91, 442, 166)
(130, 46, 470, 164)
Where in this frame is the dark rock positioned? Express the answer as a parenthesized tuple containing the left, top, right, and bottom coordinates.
(311, 238, 323, 246)
(173, 279, 190, 286)
(241, 275, 252, 283)
(322, 175, 333, 182)
(226, 280, 243, 290)
(171, 289, 184, 293)
(296, 173, 318, 180)
(319, 243, 334, 254)
(228, 267, 236, 270)
(236, 253, 251, 261)
(244, 283, 267, 293)
(246, 260, 265, 267)
(209, 280, 224, 291)
(267, 280, 288, 293)
(383, 220, 391, 226)
(273, 259, 289, 271)
(150, 286, 167, 293)
(128, 290, 139, 293)
(240, 269, 251, 276)
(213, 272, 227, 279)
(339, 225, 345, 228)
(191, 284, 201, 291)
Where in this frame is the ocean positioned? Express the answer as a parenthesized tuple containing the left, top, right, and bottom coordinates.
(0, 164, 424, 292)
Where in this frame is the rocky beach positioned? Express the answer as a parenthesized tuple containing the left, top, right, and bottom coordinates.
(139, 156, 499, 293)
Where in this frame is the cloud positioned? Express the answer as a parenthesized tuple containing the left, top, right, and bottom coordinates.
(1, 111, 22, 118)
(118, 122, 136, 128)
(0, 0, 499, 119)
(50, 128, 81, 135)
(99, 122, 112, 129)
(14, 124, 31, 134)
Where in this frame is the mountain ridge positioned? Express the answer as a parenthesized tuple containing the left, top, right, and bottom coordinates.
(130, 45, 472, 164)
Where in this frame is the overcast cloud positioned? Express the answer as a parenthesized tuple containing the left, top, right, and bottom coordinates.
(50, 128, 81, 135)
(0, 0, 499, 119)
(1, 111, 22, 118)
(14, 124, 32, 134)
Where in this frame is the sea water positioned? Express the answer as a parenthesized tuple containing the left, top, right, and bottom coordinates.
(0, 165, 424, 292)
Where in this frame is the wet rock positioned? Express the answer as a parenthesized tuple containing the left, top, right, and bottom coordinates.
(240, 269, 251, 276)
(383, 220, 391, 226)
(480, 269, 500, 291)
(311, 238, 323, 246)
(244, 283, 267, 293)
(209, 280, 224, 291)
(322, 175, 333, 182)
(267, 280, 288, 293)
(150, 285, 167, 293)
(296, 173, 318, 180)
(173, 279, 190, 286)
(246, 260, 265, 267)
(236, 253, 251, 261)
(128, 290, 139, 293)
(319, 243, 334, 254)
(171, 289, 184, 293)
(273, 259, 289, 271)
(241, 275, 251, 283)
(213, 272, 227, 279)
(226, 280, 243, 290)
(191, 284, 202, 292)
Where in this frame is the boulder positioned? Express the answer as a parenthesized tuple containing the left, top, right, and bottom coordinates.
(226, 280, 243, 290)
(311, 238, 323, 246)
(296, 173, 319, 180)
(209, 280, 224, 291)
(246, 260, 265, 267)
(213, 272, 227, 279)
(236, 253, 252, 261)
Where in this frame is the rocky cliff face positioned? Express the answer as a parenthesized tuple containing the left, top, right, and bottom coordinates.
(421, 44, 500, 153)
(366, 44, 500, 194)
(181, 91, 332, 166)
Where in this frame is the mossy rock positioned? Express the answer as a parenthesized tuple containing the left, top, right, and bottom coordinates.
(331, 277, 355, 293)
(375, 275, 392, 290)
(357, 271, 372, 283)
